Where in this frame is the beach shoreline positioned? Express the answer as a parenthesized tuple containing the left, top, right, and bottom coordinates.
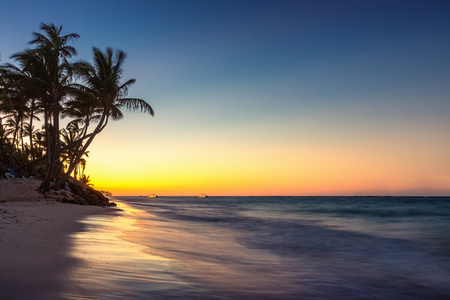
(0, 179, 112, 299)
(2, 183, 450, 299)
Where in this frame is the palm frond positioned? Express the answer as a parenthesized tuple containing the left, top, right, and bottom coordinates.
(116, 98, 154, 116)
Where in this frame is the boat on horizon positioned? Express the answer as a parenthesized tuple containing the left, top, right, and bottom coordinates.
(147, 194, 158, 198)
(198, 194, 208, 198)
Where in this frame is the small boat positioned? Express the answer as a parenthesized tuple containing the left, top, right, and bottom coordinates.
(198, 194, 208, 198)
(147, 194, 158, 198)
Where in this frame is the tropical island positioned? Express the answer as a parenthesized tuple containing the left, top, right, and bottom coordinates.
(0, 23, 153, 205)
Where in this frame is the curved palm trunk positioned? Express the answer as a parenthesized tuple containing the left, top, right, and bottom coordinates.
(53, 112, 108, 189)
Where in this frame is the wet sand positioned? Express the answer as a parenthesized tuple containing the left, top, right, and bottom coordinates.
(65, 202, 189, 299)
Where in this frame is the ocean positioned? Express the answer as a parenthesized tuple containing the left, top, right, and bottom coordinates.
(67, 196, 450, 299)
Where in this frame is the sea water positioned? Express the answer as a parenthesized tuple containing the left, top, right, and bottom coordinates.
(66, 196, 450, 299)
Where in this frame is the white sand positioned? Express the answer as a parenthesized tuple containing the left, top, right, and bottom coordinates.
(0, 179, 108, 299)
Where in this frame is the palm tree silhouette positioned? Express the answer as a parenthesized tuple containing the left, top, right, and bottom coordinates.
(0, 64, 42, 159)
(54, 47, 153, 188)
(12, 23, 80, 191)
(1, 24, 154, 196)
(60, 122, 89, 180)
(79, 174, 93, 187)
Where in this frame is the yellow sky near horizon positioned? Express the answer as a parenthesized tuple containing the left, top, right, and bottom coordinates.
(84, 111, 450, 196)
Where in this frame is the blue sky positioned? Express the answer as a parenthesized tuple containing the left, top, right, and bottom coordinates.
(1, 0, 450, 195)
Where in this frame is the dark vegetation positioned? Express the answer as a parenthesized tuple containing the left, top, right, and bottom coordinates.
(0, 23, 154, 204)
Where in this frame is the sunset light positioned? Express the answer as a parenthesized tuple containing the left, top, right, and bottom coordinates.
(2, 1, 450, 299)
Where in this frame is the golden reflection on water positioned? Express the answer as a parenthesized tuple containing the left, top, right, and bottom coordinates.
(64, 202, 185, 299)
(120, 211, 308, 298)
(64, 201, 310, 299)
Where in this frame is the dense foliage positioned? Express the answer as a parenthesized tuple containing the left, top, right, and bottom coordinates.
(0, 23, 154, 191)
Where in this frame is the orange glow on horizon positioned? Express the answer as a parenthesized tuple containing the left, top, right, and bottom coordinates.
(84, 111, 450, 197)
(87, 142, 450, 196)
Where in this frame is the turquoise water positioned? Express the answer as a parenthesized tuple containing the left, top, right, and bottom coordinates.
(68, 196, 450, 299)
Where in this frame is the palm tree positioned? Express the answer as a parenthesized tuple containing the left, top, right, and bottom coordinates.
(54, 47, 154, 188)
(11, 23, 80, 191)
(23, 122, 39, 159)
(79, 174, 93, 187)
(60, 122, 89, 179)
(0, 60, 44, 154)
(33, 127, 46, 158)
(63, 90, 101, 137)
(0, 72, 28, 155)
(0, 117, 12, 169)
(2, 25, 154, 195)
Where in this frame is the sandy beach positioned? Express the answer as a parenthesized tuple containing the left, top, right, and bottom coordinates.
(2, 181, 450, 299)
(0, 179, 107, 300)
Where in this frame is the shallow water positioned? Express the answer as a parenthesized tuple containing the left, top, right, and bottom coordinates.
(66, 196, 450, 299)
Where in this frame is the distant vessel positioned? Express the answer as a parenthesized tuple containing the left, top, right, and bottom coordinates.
(198, 194, 208, 198)
(147, 194, 158, 198)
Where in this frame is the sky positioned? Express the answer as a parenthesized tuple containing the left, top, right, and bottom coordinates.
(1, 0, 450, 196)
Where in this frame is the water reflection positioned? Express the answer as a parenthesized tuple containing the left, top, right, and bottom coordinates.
(62, 197, 450, 300)
(64, 203, 188, 299)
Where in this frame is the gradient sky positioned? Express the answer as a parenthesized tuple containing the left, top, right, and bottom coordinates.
(1, 0, 450, 196)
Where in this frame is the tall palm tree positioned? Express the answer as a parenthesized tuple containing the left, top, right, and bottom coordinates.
(11, 23, 80, 191)
(54, 47, 154, 188)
